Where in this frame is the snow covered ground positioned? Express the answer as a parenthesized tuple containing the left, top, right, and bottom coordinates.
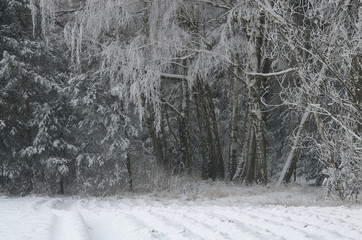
(1, 185, 361, 240)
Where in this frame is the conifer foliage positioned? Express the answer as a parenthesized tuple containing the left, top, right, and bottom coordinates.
(0, 0, 75, 194)
(1, 0, 360, 200)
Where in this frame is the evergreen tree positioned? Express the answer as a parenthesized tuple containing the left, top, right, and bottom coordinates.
(0, 0, 74, 194)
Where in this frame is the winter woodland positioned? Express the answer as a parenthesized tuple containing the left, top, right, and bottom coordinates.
(0, 0, 361, 201)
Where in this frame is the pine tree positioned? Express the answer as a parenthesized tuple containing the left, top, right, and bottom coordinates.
(0, 0, 74, 194)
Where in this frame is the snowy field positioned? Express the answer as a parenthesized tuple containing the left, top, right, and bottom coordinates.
(1, 185, 362, 240)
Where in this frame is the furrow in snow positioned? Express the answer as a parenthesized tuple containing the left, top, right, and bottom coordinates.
(155, 206, 264, 240)
(50, 211, 90, 240)
(32, 198, 66, 211)
(211, 207, 320, 240)
(123, 207, 210, 240)
(0, 198, 52, 240)
(80, 207, 181, 240)
(122, 211, 170, 240)
(255, 207, 362, 240)
(194, 208, 281, 240)
(249, 207, 343, 240)
(31, 199, 48, 211)
(146, 208, 211, 240)
(311, 207, 362, 229)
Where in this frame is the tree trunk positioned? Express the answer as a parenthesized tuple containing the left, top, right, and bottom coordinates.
(141, 96, 164, 168)
(140, 1, 164, 168)
(59, 177, 64, 195)
(126, 153, 133, 192)
(277, 107, 312, 186)
(235, 79, 267, 184)
(253, 83, 267, 184)
(178, 79, 192, 174)
(160, 108, 169, 171)
(194, 77, 224, 180)
(228, 78, 241, 180)
(144, 111, 164, 168)
(21, 75, 35, 191)
(232, 9, 267, 184)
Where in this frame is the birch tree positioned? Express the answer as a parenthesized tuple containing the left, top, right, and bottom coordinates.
(206, 0, 270, 184)
(34, 0, 228, 180)
(258, 0, 361, 199)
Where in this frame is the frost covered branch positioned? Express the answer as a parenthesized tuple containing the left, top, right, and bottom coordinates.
(160, 73, 192, 82)
(245, 68, 298, 77)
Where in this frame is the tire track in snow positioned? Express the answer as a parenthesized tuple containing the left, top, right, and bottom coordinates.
(310, 207, 362, 230)
(32, 198, 67, 211)
(254, 207, 362, 240)
(50, 210, 90, 240)
(155, 207, 265, 240)
(248, 207, 342, 240)
(122, 207, 216, 240)
(154, 208, 229, 240)
(189, 207, 280, 240)
(121, 211, 170, 240)
(0, 198, 52, 240)
(75, 209, 133, 240)
(60, 198, 362, 240)
(231, 206, 362, 240)
(31, 199, 48, 210)
(83, 208, 186, 240)
(211, 207, 320, 240)
(148, 208, 215, 240)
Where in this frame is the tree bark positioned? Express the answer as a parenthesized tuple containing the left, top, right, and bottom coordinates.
(228, 78, 241, 180)
(232, 8, 267, 184)
(178, 76, 192, 174)
(160, 108, 170, 171)
(59, 177, 64, 195)
(126, 153, 133, 192)
(236, 78, 267, 184)
(194, 77, 224, 180)
(141, 94, 164, 168)
(277, 107, 312, 186)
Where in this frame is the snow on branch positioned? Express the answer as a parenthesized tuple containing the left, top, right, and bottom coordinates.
(309, 103, 362, 141)
(245, 68, 298, 77)
(198, 0, 231, 10)
(254, 0, 288, 25)
(160, 73, 191, 82)
(55, 8, 84, 16)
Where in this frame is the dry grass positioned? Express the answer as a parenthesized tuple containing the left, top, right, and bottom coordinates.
(141, 179, 361, 207)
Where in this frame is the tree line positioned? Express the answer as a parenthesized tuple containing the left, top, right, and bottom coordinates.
(0, 0, 360, 201)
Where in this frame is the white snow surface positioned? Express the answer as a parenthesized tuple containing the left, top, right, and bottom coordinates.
(1, 185, 362, 240)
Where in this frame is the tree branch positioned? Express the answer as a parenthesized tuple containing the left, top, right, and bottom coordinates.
(197, 0, 231, 10)
(245, 67, 298, 77)
(55, 8, 84, 16)
(160, 73, 192, 82)
(224, 64, 248, 86)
